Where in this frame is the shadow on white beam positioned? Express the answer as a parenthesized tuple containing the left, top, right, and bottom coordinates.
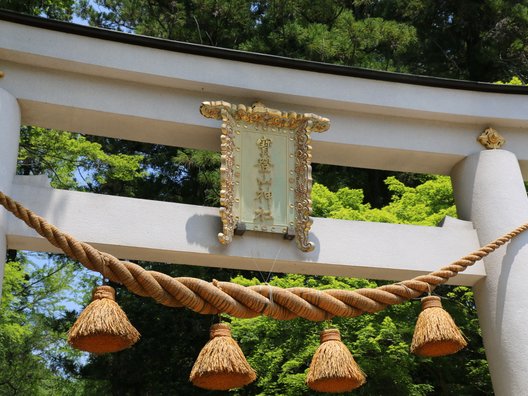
(5, 176, 485, 286)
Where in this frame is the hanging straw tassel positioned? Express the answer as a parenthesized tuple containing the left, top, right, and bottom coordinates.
(190, 323, 256, 390)
(306, 328, 366, 393)
(68, 285, 140, 354)
(411, 295, 467, 357)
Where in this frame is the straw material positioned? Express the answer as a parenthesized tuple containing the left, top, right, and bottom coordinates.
(411, 296, 467, 357)
(2, 189, 527, 322)
(68, 285, 140, 354)
(190, 323, 256, 390)
(306, 328, 366, 393)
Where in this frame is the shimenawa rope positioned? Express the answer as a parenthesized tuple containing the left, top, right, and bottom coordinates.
(1, 190, 527, 321)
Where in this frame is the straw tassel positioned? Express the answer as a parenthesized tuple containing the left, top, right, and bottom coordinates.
(306, 328, 366, 393)
(190, 323, 256, 390)
(68, 285, 140, 354)
(411, 295, 467, 357)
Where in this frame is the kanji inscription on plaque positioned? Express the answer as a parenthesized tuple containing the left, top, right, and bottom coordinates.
(200, 101, 330, 252)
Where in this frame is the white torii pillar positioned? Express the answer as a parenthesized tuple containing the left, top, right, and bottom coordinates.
(0, 87, 20, 297)
(452, 149, 528, 395)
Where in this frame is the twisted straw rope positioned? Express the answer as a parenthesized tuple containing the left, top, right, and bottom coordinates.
(1, 190, 527, 321)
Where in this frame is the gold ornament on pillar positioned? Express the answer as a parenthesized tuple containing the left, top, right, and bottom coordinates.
(477, 127, 505, 149)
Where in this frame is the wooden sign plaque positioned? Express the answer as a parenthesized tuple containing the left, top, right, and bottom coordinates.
(200, 101, 330, 252)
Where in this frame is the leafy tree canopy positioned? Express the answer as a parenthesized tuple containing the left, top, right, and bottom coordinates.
(0, 255, 90, 395)
(74, 0, 528, 81)
(0, 0, 75, 20)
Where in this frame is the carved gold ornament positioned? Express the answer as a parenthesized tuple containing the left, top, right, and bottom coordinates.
(200, 101, 330, 252)
(478, 127, 505, 149)
(217, 109, 237, 245)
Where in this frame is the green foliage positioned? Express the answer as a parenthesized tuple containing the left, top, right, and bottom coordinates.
(172, 149, 221, 206)
(18, 126, 145, 191)
(382, 176, 457, 225)
(0, 256, 91, 395)
(312, 175, 456, 225)
(377, 0, 528, 81)
(76, 0, 258, 47)
(17, 128, 221, 204)
(77, 1, 419, 73)
(496, 76, 524, 85)
(3, 0, 528, 80)
(0, 0, 75, 20)
(72, 0, 528, 80)
(78, 136, 222, 205)
(239, 7, 418, 72)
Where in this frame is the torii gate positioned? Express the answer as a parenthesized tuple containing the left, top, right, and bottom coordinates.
(1, 10, 528, 395)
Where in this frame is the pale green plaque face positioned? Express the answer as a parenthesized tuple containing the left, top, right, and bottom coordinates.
(234, 123, 295, 234)
(200, 100, 329, 251)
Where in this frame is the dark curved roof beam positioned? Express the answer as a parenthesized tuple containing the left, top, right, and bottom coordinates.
(2, 9, 528, 177)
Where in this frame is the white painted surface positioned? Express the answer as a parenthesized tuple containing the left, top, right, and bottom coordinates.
(452, 150, 528, 395)
(6, 176, 484, 285)
(0, 88, 20, 297)
(3, 21, 528, 176)
(0, 21, 527, 124)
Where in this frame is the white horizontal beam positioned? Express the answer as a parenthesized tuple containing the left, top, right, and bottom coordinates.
(6, 176, 485, 285)
(2, 21, 528, 176)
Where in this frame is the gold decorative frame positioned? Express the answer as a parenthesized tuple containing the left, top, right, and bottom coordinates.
(200, 101, 330, 252)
